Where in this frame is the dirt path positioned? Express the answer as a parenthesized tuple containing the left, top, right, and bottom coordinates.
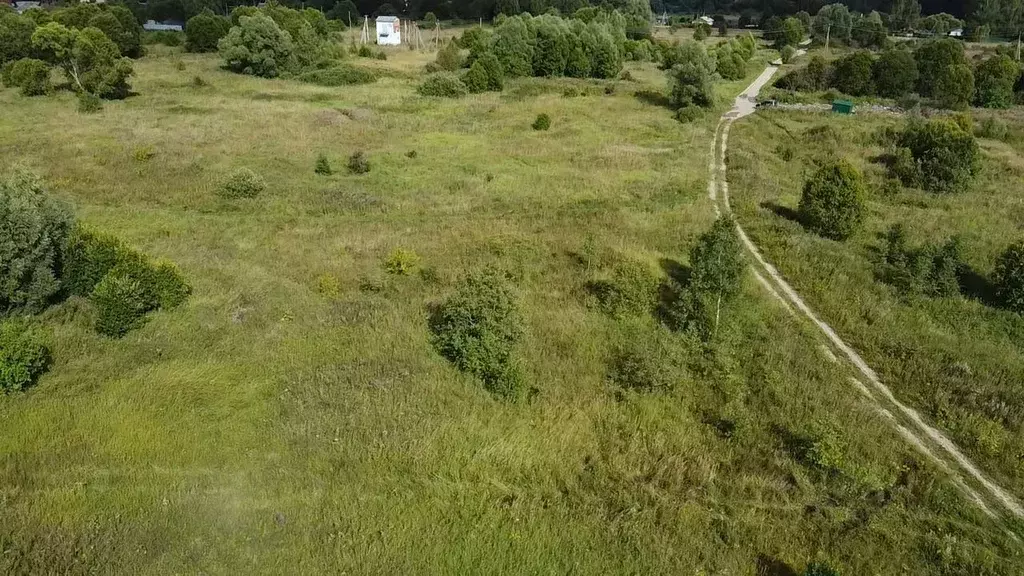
(712, 66, 1024, 524)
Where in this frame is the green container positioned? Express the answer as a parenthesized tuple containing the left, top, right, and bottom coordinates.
(832, 99, 855, 115)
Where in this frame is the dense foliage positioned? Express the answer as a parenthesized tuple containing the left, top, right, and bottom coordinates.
(974, 54, 1021, 109)
(418, 71, 469, 97)
(219, 168, 267, 199)
(879, 224, 963, 298)
(0, 171, 73, 315)
(32, 23, 134, 99)
(995, 241, 1024, 314)
(872, 48, 918, 98)
(3, 58, 50, 96)
(890, 119, 980, 194)
(219, 14, 295, 78)
(667, 40, 718, 111)
(429, 268, 525, 399)
(185, 10, 231, 53)
(799, 158, 866, 241)
(0, 318, 51, 394)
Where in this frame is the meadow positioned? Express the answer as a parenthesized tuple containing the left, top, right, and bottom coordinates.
(2, 41, 1023, 574)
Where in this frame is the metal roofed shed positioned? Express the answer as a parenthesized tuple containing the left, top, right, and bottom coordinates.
(376, 16, 401, 45)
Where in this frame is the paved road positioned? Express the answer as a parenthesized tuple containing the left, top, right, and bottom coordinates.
(710, 67, 1024, 525)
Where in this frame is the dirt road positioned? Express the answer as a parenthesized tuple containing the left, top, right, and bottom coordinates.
(711, 66, 1024, 524)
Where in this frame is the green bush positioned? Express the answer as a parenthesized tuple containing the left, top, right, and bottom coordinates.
(356, 44, 372, 58)
(433, 40, 463, 71)
(476, 51, 503, 91)
(532, 113, 551, 131)
(0, 12, 36, 66)
(880, 224, 963, 298)
(143, 30, 183, 47)
(297, 65, 376, 86)
(976, 116, 1009, 141)
(780, 45, 796, 64)
(314, 153, 332, 175)
(219, 168, 266, 199)
(894, 119, 980, 194)
(62, 226, 125, 297)
(383, 248, 420, 275)
(693, 22, 710, 41)
(0, 318, 51, 394)
(799, 158, 866, 241)
(608, 336, 676, 392)
(463, 59, 489, 93)
(418, 72, 468, 97)
(674, 105, 703, 123)
(974, 54, 1021, 109)
(915, 38, 973, 108)
(0, 170, 73, 314)
(77, 91, 102, 113)
(90, 267, 150, 337)
(348, 151, 369, 174)
(491, 15, 533, 77)
(218, 14, 294, 78)
(185, 10, 230, 53)
(149, 260, 191, 309)
(872, 48, 918, 98)
(668, 41, 717, 109)
(590, 258, 659, 317)
(994, 242, 1024, 314)
(33, 23, 134, 99)
(6, 58, 50, 96)
(429, 268, 525, 399)
(832, 51, 874, 96)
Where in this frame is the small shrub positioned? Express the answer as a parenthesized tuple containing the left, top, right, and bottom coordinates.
(780, 45, 796, 64)
(383, 248, 420, 275)
(0, 318, 51, 394)
(297, 65, 376, 86)
(668, 216, 746, 338)
(433, 40, 463, 71)
(375, 50, 387, 60)
(429, 268, 525, 399)
(994, 241, 1024, 314)
(357, 44, 373, 57)
(405, 150, 418, 159)
(799, 158, 866, 241)
(219, 168, 266, 199)
(620, 70, 635, 81)
(532, 113, 551, 131)
(418, 72, 468, 97)
(591, 258, 660, 317)
(191, 75, 209, 87)
(879, 224, 963, 298)
(347, 151, 369, 174)
(90, 268, 150, 337)
(894, 119, 980, 194)
(132, 145, 155, 162)
(608, 337, 676, 392)
(314, 153, 332, 175)
(674, 106, 702, 123)
(77, 92, 102, 114)
(6, 58, 50, 96)
(0, 170, 73, 313)
(976, 116, 1009, 141)
(315, 273, 340, 298)
(149, 260, 191, 309)
(463, 59, 489, 93)
(175, 61, 187, 71)
(62, 227, 125, 297)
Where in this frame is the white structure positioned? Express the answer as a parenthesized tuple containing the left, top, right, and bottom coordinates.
(143, 20, 184, 32)
(697, 16, 714, 26)
(949, 28, 964, 38)
(376, 16, 401, 45)
(13, 1, 41, 14)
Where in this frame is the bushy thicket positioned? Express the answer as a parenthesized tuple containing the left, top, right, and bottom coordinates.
(297, 65, 376, 86)
(429, 268, 525, 399)
(589, 258, 660, 318)
(887, 119, 980, 194)
(3, 58, 50, 96)
(31, 23, 134, 100)
(418, 72, 468, 97)
(463, 52, 503, 93)
(1, 171, 73, 315)
(772, 39, 1005, 111)
(0, 318, 51, 394)
(65, 227, 191, 337)
(219, 168, 266, 199)
(667, 40, 718, 111)
(219, 4, 339, 79)
(799, 158, 866, 241)
(879, 224, 963, 298)
(995, 242, 1024, 314)
(664, 217, 745, 339)
(185, 9, 230, 53)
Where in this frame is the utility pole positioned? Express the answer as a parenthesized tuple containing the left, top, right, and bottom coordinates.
(825, 24, 831, 54)
(1017, 32, 1022, 61)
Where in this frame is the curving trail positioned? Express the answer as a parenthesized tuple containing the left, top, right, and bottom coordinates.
(711, 66, 1024, 524)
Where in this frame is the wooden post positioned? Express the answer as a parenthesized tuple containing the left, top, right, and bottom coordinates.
(825, 24, 831, 54)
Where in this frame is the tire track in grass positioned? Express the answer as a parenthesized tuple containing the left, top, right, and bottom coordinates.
(712, 65, 1024, 524)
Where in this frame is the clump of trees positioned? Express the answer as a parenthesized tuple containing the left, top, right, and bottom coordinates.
(773, 38, 1013, 111)
(1, 7, 137, 105)
(886, 118, 980, 194)
(185, 9, 231, 53)
(799, 158, 866, 241)
(0, 169, 191, 393)
(666, 40, 718, 112)
(429, 268, 525, 399)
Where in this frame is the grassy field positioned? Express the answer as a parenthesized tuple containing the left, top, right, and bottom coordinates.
(728, 109, 1024, 504)
(1, 43, 1023, 574)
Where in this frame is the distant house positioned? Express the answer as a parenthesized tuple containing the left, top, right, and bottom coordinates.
(376, 16, 401, 45)
(13, 1, 41, 13)
(697, 16, 714, 26)
(143, 20, 184, 32)
(949, 28, 964, 38)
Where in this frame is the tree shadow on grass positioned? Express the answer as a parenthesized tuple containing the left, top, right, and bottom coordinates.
(959, 265, 1000, 307)
(634, 89, 673, 110)
(655, 258, 691, 330)
(755, 555, 798, 576)
(761, 201, 801, 225)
